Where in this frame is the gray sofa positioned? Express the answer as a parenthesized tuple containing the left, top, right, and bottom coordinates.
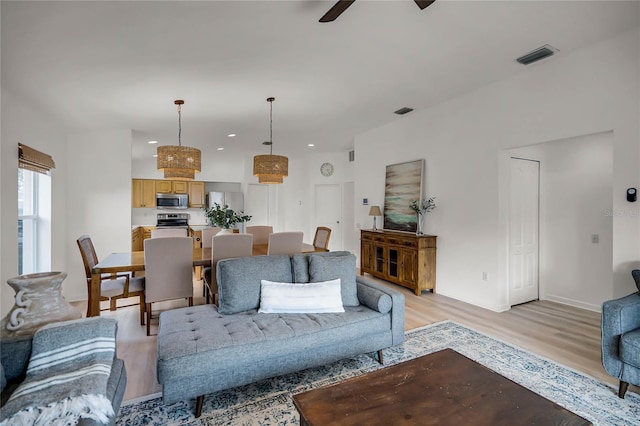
(0, 317, 127, 426)
(157, 251, 405, 417)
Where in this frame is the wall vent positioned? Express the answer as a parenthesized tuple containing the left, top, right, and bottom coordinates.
(516, 44, 558, 65)
(394, 107, 414, 115)
(348, 150, 355, 162)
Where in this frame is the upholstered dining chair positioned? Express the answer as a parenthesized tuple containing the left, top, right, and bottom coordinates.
(201, 227, 222, 248)
(245, 225, 273, 246)
(312, 226, 332, 250)
(77, 235, 145, 324)
(151, 228, 187, 238)
(267, 231, 304, 256)
(143, 236, 194, 336)
(203, 233, 253, 305)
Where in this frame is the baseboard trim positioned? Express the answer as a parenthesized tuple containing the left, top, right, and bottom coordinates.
(543, 294, 600, 312)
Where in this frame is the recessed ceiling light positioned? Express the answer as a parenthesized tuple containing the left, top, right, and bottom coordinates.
(217, 147, 224, 151)
(148, 140, 158, 144)
(227, 133, 236, 138)
(308, 144, 315, 147)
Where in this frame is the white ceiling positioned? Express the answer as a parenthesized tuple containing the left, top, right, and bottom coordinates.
(2, 1, 639, 166)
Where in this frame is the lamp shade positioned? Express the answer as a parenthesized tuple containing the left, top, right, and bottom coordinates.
(157, 145, 201, 180)
(369, 206, 382, 216)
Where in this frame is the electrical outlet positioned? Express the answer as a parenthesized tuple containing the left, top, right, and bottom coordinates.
(482, 272, 488, 281)
(591, 234, 599, 244)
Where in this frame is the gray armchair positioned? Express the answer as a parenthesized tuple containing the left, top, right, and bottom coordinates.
(601, 269, 640, 398)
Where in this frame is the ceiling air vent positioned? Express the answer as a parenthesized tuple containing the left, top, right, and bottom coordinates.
(516, 44, 558, 65)
(394, 107, 414, 115)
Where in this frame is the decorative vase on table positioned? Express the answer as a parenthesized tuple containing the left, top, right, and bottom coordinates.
(416, 212, 425, 236)
(217, 228, 234, 235)
(409, 196, 436, 237)
(1, 271, 81, 338)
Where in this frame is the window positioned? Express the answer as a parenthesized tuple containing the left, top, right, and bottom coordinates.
(18, 169, 38, 274)
(17, 144, 55, 275)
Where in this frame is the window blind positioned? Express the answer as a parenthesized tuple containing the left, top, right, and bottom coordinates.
(18, 143, 56, 175)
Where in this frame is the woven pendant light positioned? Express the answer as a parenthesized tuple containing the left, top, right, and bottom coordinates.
(253, 97, 288, 184)
(157, 100, 201, 180)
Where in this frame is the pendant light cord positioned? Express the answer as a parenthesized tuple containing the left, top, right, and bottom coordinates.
(269, 98, 273, 155)
(177, 103, 182, 147)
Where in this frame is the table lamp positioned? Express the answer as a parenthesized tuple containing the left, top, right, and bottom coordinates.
(368, 206, 382, 231)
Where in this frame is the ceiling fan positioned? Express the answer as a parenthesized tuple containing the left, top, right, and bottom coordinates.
(319, 0, 435, 23)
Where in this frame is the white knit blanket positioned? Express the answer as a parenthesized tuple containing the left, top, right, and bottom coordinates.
(0, 317, 117, 426)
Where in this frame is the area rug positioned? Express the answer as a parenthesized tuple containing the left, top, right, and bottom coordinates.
(116, 320, 640, 425)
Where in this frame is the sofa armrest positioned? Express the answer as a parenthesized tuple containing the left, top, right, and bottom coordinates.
(356, 276, 405, 346)
(0, 335, 32, 383)
(601, 292, 640, 377)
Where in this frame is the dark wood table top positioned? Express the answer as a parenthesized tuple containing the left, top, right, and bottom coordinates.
(292, 348, 591, 426)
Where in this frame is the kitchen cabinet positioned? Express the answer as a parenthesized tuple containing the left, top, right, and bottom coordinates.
(360, 230, 436, 295)
(155, 180, 172, 193)
(192, 230, 202, 248)
(131, 226, 155, 250)
(188, 182, 205, 207)
(172, 181, 188, 194)
(156, 180, 189, 194)
(132, 179, 156, 208)
(131, 227, 143, 251)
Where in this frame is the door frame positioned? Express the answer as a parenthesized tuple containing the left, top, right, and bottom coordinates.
(313, 183, 343, 251)
(497, 151, 544, 312)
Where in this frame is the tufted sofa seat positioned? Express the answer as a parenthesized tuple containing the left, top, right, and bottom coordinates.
(156, 252, 404, 416)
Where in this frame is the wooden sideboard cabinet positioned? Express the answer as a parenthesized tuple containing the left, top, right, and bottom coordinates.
(360, 229, 436, 295)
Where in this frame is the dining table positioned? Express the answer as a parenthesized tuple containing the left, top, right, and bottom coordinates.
(88, 244, 327, 317)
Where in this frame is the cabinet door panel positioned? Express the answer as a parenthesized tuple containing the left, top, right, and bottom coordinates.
(172, 181, 188, 194)
(188, 182, 205, 207)
(156, 180, 172, 193)
(400, 249, 417, 287)
(141, 180, 156, 207)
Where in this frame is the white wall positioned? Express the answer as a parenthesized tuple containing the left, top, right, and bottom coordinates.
(1, 89, 68, 316)
(241, 150, 355, 246)
(65, 129, 133, 302)
(354, 28, 640, 312)
(132, 155, 245, 183)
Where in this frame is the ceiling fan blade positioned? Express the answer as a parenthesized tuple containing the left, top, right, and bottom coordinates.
(319, 0, 356, 23)
(414, 0, 436, 10)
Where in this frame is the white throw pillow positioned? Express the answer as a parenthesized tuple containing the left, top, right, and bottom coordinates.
(259, 279, 345, 313)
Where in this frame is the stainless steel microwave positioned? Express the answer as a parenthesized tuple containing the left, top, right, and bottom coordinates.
(156, 193, 188, 209)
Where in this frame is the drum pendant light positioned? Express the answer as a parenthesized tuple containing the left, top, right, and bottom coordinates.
(253, 97, 288, 184)
(157, 100, 201, 180)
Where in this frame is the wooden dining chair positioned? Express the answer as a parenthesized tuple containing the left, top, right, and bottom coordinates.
(143, 236, 194, 336)
(312, 226, 332, 250)
(245, 225, 273, 246)
(204, 233, 253, 305)
(151, 228, 188, 238)
(77, 235, 145, 324)
(267, 231, 304, 256)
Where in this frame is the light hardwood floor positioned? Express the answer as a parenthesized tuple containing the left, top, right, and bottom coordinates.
(72, 275, 637, 403)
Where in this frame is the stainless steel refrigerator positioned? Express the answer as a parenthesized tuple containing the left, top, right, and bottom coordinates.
(207, 192, 245, 231)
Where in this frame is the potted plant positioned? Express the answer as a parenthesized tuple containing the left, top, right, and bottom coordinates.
(409, 196, 436, 236)
(203, 203, 252, 232)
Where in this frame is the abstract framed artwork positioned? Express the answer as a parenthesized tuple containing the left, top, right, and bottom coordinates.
(383, 159, 424, 232)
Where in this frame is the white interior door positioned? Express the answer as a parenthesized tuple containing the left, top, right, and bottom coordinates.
(509, 158, 540, 306)
(246, 184, 270, 226)
(314, 184, 342, 251)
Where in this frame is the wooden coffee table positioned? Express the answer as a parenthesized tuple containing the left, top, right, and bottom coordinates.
(292, 348, 591, 425)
